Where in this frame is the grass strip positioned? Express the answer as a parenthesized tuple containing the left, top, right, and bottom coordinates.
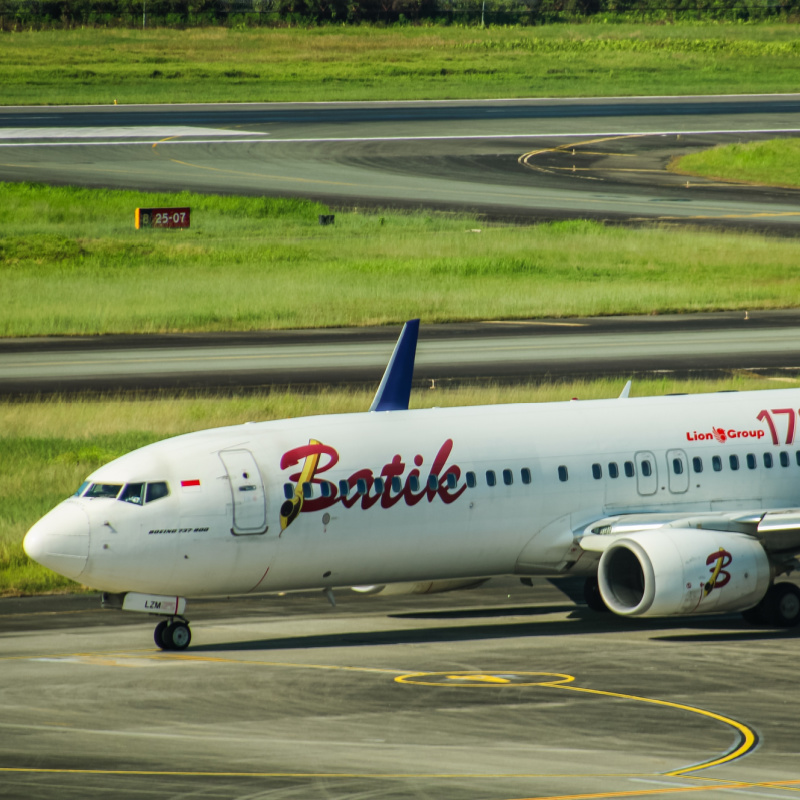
(670, 139, 800, 189)
(1, 25, 800, 105)
(2, 374, 798, 596)
(4, 182, 800, 336)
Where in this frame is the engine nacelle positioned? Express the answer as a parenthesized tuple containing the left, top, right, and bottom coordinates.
(597, 529, 770, 617)
(351, 578, 488, 596)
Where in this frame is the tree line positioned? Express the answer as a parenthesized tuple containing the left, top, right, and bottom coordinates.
(1, 0, 797, 28)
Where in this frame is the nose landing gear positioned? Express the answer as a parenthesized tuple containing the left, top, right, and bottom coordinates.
(154, 617, 192, 650)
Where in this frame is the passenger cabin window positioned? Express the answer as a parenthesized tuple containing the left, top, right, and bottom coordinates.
(408, 475, 421, 493)
(729, 455, 739, 471)
(764, 453, 773, 469)
(624, 461, 635, 478)
(302, 482, 313, 499)
(356, 478, 368, 495)
(796, 451, 800, 467)
(86, 483, 123, 499)
(692, 457, 703, 473)
(446, 473, 458, 490)
(608, 462, 619, 479)
(521, 468, 532, 484)
(120, 483, 145, 505)
(558, 465, 568, 482)
(339, 479, 350, 498)
(712, 456, 722, 472)
(486, 470, 497, 487)
(780, 451, 790, 467)
(672, 458, 683, 475)
(503, 469, 513, 486)
(374, 477, 385, 495)
(391, 476, 403, 493)
(466, 471, 477, 488)
(641, 460, 652, 478)
(746, 454, 757, 470)
(427, 475, 438, 491)
(320, 481, 333, 498)
(592, 463, 602, 480)
(283, 483, 293, 500)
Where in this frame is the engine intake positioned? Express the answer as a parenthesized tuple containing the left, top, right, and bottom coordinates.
(597, 529, 770, 617)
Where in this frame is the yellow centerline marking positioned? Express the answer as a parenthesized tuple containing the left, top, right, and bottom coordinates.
(548, 684, 755, 777)
(9, 658, 755, 782)
(508, 782, 799, 800)
(153, 135, 180, 149)
(394, 671, 754, 776)
(518, 134, 647, 170)
(1, 660, 759, 787)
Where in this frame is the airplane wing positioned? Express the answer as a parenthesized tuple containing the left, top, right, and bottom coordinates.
(578, 509, 800, 557)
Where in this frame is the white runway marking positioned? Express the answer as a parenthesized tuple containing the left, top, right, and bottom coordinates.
(0, 126, 264, 140)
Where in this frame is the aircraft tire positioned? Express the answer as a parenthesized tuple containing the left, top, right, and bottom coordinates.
(584, 576, 610, 613)
(154, 619, 170, 650)
(742, 583, 800, 628)
(769, 583, 800, 628)
(164, 621, 192, 650)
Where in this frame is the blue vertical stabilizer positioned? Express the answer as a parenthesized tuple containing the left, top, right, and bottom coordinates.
(369, 319, 420, 412)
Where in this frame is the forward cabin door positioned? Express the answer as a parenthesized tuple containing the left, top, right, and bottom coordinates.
(666, 448, 689, 494)
(219, 449, 268, 535)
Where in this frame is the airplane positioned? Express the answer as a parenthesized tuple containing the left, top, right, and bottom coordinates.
(23, 319, 800, 650)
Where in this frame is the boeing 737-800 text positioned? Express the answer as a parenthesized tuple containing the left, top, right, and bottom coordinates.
(24, 320, 800, 649)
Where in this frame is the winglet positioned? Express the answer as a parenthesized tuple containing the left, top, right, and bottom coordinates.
(618, 380, 632, 399)
(369, 319, 420, 412)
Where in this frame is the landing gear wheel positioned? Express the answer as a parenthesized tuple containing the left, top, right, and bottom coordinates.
(742, 583, 800, 628)
(584, 576, 610, 613)
(770, 583, 800, 628)
(164, 620, 192, 650)
(154, 619, 170, 650)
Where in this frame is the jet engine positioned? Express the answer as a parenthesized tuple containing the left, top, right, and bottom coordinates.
(597, 529, 770, 617)
(351, 578, 489, 596)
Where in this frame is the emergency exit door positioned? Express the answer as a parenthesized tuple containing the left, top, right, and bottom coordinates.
(219, 449, 268, 535)
(634, 450, 658, 496)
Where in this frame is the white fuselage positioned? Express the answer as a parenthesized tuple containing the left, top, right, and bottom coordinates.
(24, 389, 800, 598)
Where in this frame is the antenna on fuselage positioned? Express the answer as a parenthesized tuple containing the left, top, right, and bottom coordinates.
(369, 319, 420, 412)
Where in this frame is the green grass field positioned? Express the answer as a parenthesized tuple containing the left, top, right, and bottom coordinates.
(671, 139, 800, 189)
(3, 374, 798, 596)
(4, 182, 800, 336)
(1, 25, 799, 105)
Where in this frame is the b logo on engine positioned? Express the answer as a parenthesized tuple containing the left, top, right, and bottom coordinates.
(703, 548, 733, 596)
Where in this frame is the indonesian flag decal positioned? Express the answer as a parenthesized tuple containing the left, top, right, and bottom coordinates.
(181, 479, 201, 489)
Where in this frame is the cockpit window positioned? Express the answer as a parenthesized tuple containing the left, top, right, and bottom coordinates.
(85, 483, 123, 499)
(74, 481, 90, 497)
(119, 483, 145, 505)
(145, 482, 170, 504)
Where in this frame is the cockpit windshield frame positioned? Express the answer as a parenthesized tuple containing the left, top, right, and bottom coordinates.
(77, 481, 170, 504)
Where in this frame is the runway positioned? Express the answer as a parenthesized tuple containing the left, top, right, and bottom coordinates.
(4, 311, 800, 396)
(6, 95, 800, 800)
(1, 96, 800, 231)
(2, 578, 800, 800)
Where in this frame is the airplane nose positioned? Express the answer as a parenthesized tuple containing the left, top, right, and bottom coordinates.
(23, 502, 90, 580)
